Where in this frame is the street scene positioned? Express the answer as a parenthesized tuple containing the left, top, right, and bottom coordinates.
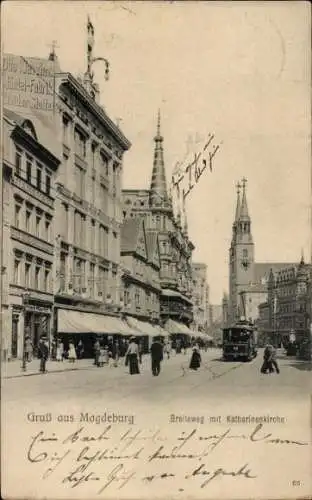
(1, 2, 311, 499)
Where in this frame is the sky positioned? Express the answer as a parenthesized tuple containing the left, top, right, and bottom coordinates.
(2, 1, 311, 304)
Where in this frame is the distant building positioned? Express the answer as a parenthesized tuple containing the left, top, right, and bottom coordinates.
(2, 108, 61, 360)
(122, 112, 195, 335)
(120, 217, 164, 338)
(228, 178, 296, 326)
(191, 263, 210, 333)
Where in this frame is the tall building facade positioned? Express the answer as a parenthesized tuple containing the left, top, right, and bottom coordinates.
(267, 257, 312, 351)
(228, 179, 296, 326)
(191, 263, 210, 332)
(120, 217, 162, 331)
(122, 112, 195, 333)
(53, 69, 131, 334)
(2, 108, 61, 359)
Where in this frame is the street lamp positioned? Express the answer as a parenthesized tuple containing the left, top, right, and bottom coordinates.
(22, 291, 30, 371)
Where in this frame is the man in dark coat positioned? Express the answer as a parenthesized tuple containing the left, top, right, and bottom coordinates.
(150, 337, 163, 376)
(38, 337, 49, 374)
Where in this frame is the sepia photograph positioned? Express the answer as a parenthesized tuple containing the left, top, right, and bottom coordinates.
(1, 1, 311, 499)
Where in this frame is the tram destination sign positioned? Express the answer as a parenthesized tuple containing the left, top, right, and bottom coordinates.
(2, 53, 56, 120)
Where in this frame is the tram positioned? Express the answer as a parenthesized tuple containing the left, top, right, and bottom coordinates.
(222, 319, 257, 362)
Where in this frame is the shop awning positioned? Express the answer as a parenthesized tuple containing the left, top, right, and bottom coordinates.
(57, 309, 136, 336)
(165, 319, 192, 335)
(125, 317, 166, 337)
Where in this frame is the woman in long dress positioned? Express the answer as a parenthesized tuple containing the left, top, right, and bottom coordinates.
(189, 345, 201, 370)
(68, 342, 77, 363)
(56, 341, 64, 362)
(126, 337, 140, 375)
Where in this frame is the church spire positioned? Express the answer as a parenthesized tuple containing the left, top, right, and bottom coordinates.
(235, 181, 241, 222)
(239, 177, 250, 220)
(150, 109, 170, 210)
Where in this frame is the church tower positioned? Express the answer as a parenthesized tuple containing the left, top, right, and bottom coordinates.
(229, 178, 255, 323)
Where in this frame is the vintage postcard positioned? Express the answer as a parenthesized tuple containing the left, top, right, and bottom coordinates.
(1, 1, 311, 499)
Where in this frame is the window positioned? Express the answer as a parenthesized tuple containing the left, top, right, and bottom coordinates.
(25, 209, 31, 232)
(100, 152, 109, 176)
(91, 143, 97, 168)
(60, 252, 67, 291)
(36, 165, 42, 190)
(15, 147, 22, 176)
(100, 184, 108, 214)
(89, 263, 95, 297)
(26, 156, 32, 183)
(45, 173, 51, 196)
(35, 266, 40, 289)
(74, 128, 86, 158)
(75, 165, 85, 199)
(14, 204, 21, 228)
(25, 263, 31, 288)
(13, 259, 20, 284)
(91, 220, 95, 253)
(62, 116, 69, 144)
(62, 203, 69, 241)
(36, 215, 41, 238)
(44, 269, 50, 292)
(44, 218, 51, 241)
(243, 249, 248, 258)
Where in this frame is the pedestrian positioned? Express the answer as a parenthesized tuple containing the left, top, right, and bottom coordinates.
(56, 339, 64, 362)
(270, 345, 280, 374)
(98, 345, 109, 367)
(68, 341, 77, 363)
(126, 337, 140, 375)
(138, 340, 143, 364)
(94, 339, 100, 366)
(260, 344, 274, 374)
(164, 340, 171, 360)
(24, 336, 33, 362)
(150, 337, 163, 376)
(38, 336, 49, 374)
(76, 340, 84, 359)
(189, 345, 201, 370)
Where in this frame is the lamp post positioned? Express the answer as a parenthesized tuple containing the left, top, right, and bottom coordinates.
(22, 291, 30, 372)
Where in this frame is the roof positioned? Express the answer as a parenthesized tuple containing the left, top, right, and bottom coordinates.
(240, 283, 268, 294)
(254, 262, 297, 284)
(4, 107, 61, 161)
(120, 218, 142, 253)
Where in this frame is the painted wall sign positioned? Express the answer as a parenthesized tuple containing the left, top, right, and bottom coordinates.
(171, 133, 222, 200)
(2, 53, 56, 118)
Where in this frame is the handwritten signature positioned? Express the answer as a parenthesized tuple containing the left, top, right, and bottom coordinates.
(172, 133, 222, 200)
(26, 423, 308, 495)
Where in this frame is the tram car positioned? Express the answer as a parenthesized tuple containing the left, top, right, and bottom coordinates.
(222, 320, 257, 361)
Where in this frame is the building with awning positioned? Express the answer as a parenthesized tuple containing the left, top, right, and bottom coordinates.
(165, 319, 213, 341)
(57, 309, 136, 336)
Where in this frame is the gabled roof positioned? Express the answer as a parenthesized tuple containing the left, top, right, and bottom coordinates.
(254, 262, 297, 284)
(120, 218, 147, 261)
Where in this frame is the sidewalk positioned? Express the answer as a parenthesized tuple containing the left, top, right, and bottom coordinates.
(2, 358, 96, 379)
(2, 348, 221, 380)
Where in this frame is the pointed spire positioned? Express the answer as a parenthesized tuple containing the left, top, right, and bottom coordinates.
(239, 177, 250, 220)
(235, 181, 241, 222)
(150, 109, 170, 209)
(300, 248, 305, 265)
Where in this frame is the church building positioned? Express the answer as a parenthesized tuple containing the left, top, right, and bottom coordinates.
(227, 179, 295, 326)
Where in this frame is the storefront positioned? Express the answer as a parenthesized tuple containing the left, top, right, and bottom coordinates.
(56, 308, 137, 357)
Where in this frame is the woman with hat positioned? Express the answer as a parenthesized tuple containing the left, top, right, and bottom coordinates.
(125, 337, 140, 375)
(189, 344, 201, 371)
